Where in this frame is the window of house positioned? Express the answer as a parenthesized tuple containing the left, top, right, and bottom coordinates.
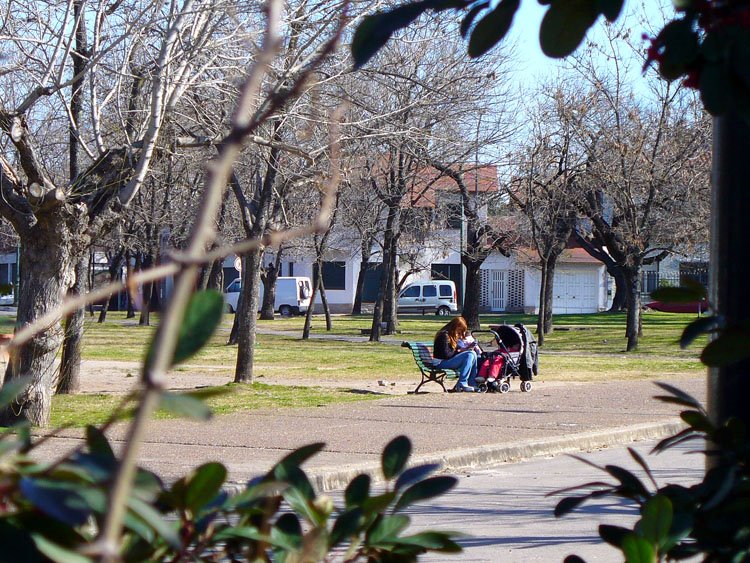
(313, 261, 346, 290)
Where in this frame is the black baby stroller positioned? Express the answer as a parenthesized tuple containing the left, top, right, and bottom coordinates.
(473, 324, 538, 393)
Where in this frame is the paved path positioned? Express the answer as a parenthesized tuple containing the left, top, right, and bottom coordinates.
(35, 376, 705, 492)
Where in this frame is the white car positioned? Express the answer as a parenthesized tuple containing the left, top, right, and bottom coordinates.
(224, 276, 312, 316)
(397, 280, 458, 316)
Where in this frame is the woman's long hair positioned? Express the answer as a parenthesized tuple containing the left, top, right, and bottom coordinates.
(437, 316, 468, 350)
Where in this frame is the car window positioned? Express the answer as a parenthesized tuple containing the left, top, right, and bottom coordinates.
(227, 281, 241, 293)
(400, 285, 420, 298)
(439, 285, 453, 297)
(423, 285, 437, 297)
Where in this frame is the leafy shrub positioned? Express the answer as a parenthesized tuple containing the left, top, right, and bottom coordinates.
(554, 382, 750, 563)
(0, 406, 461, 562)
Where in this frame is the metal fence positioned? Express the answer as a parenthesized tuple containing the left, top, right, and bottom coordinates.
(640, 271, 709, 298)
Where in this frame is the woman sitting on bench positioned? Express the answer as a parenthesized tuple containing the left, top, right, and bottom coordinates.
(433, 316, 478, 393)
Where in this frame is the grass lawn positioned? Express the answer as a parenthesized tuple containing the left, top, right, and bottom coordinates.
(50, 382, 382, 428)
(8, 309, 706, 427)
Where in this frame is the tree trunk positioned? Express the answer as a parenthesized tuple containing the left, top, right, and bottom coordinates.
(352, 258, 368, 315)
(623, 266, 642, 351)
(98, 251, 124, 323)
(708, 114, 750, 432)
(536, 262, 547, 346)
(234, 249, 262, 382)
(542, 255, 557, 334)
(138, 253, 153, 327)
(352, 239, 372, 316)
(382, 217, 399, 335)
(462, 259, 482, 331)
(206, 259, 224, 292)
(302, 264, 322, 340)
(260, 252, 281, 320)
(57, 254, 89, 394)
(1, 213, 82, 426)
(319, 279, 332, 331)
(370, 206, 398, 342)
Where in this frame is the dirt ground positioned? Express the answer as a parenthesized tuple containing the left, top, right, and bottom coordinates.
(68, 360, 422, 396)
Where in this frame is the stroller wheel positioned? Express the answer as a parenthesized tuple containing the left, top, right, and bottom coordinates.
(499, 381, 510, 394)
(477, 383, 488, 393)
(521, 380, 532, 393)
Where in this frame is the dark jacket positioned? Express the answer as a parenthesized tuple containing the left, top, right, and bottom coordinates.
(433, 330, 456, 360)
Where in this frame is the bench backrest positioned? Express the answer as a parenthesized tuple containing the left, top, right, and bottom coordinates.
(402, 341, 439, 370)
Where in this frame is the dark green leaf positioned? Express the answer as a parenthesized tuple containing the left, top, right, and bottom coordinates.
(701, 328, 750, 366)
(369, 514, 410, 545)
(127, 495, 181, 549)
(31, 536, 90, 563)
(330, 508, 363, 547)
(19, 478, 91, 526)
(468, 0, 520, 58)
(627, 448, 657, 489)
(460, 2, 489, 38)
(703, 464, 736, 510)
(212, 525, 264, 543)
(351, 3, 431, 69)
(604, 465, 649, 497)
(395, 463, 440, 491)
(0, 376, 31, 410)
(554, 494, 589, 517)
(158, 391, 211, 421)
(275, 464, 315, 502)
(539, 0, 598, 58)
(0, 519, 41, 562)
(621, 533, 656, 563)
(680, 315, 722, 349)
(84, 426, 116, 460)
(396, 531, 463, 552)
(394, 476, 457, 512)
(680, 410, 714, 433)
(594, 0, 623, 20)
(362, 491, 397, 513)
(146, 290, 224, 368)
(653, 382, 705, 411)
(652, 428, 700, 453)
(599, 524, 631, 547)
(657, 19, 699, 80)
(382, 435, 411, 480)
(271, 513, 303, 550)
(271, 442, 325, 479)
(185, 462, 227, 512)
(345, 474, 371, 507)
(636, 495, 672, 545)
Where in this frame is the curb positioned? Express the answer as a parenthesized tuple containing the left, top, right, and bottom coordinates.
(293, 419, 686, 492)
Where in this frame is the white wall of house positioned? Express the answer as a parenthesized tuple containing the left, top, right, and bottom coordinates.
(523, 263, 608, 314)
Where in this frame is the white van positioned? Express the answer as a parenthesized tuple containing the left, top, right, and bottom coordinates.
(224, 276, 312, 316)
(397, 280, 458, 316)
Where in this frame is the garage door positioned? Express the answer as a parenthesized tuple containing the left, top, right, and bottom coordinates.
(553, 270, 598, 314)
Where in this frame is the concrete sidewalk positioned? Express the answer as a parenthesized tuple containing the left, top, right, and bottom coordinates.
(35, 376, 706, 491)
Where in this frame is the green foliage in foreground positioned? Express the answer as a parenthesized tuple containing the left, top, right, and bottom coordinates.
(51, 383, 382, 428)
(0, 419, 461, 561)
(555, 384, 750, 562)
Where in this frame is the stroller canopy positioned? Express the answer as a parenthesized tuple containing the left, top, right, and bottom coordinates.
(490, 324, 523, 351)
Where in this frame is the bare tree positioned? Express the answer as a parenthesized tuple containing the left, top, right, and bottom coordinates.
(509, 83, 589, 343)
(570, 27, 710, 350)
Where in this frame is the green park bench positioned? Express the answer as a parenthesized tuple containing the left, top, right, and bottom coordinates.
(401, 341, 459, 394)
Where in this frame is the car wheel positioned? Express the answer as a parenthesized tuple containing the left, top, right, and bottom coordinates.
(225, 303, 235, 314)
(279, 305, 292, 317)
(437, 306, 450, 316)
